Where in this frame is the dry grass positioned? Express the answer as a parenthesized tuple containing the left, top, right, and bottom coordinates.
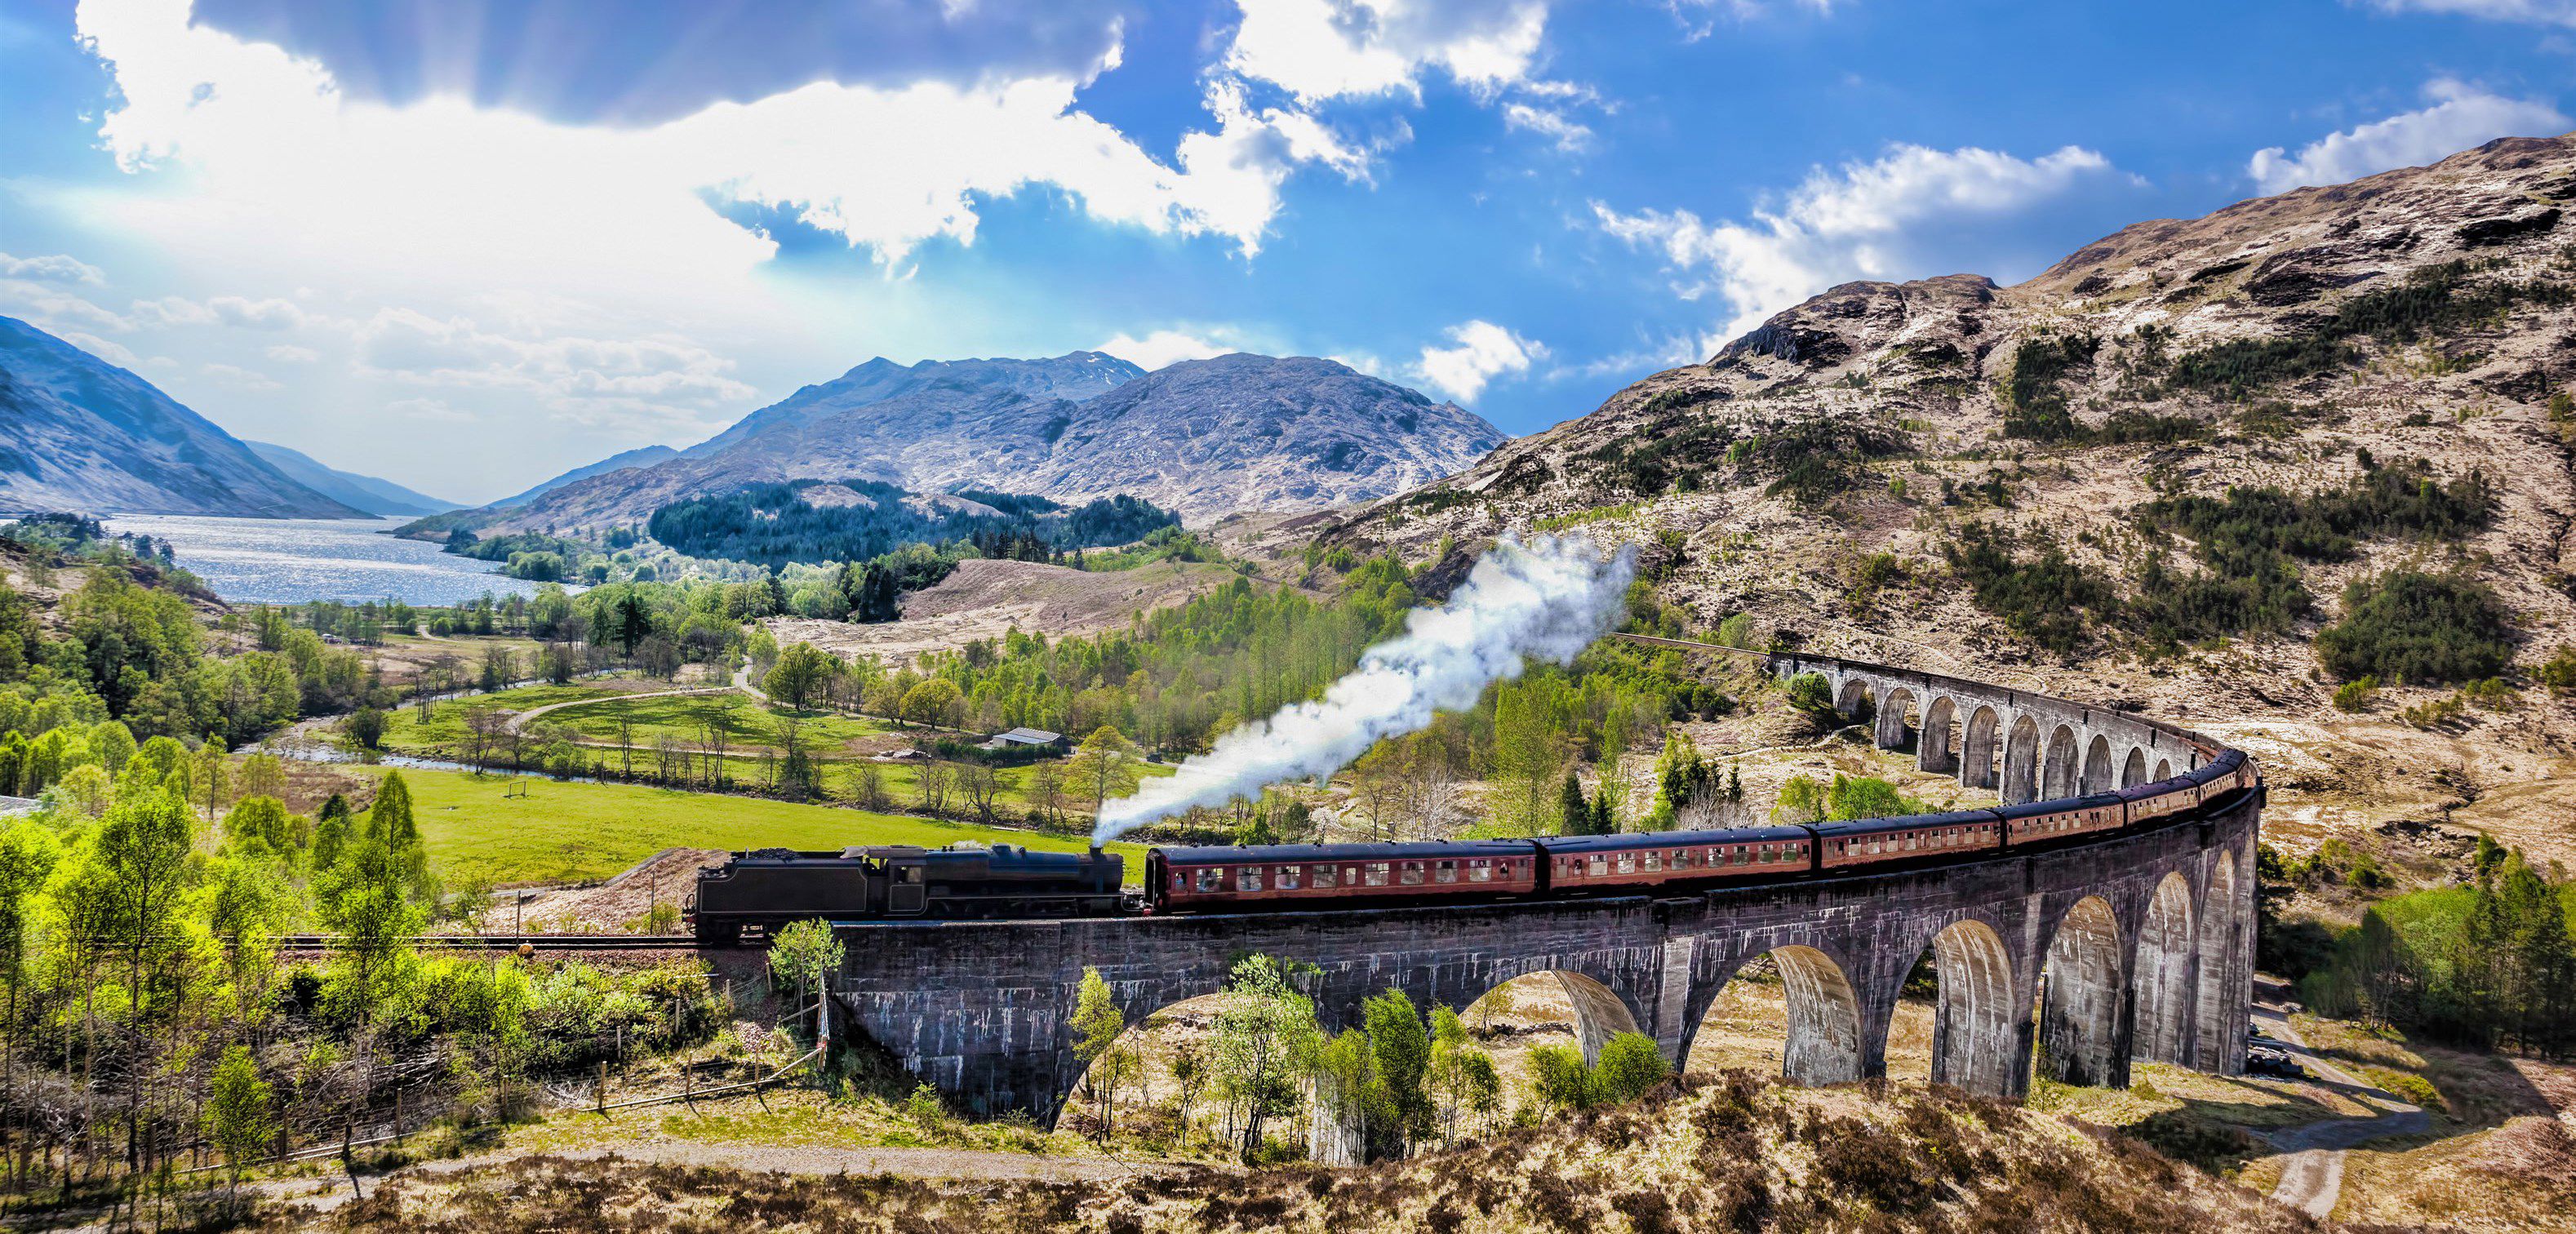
(282, 1075, 2321, 1233)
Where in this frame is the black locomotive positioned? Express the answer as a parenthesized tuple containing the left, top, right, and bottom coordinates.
(686, 842, 1126, 943)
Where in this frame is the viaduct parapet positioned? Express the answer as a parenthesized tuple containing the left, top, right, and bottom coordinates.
(828, 651, 2260, 1125)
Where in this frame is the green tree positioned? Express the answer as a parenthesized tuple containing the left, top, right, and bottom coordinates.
(1774, 774, 1828, 823)
(1426, 1005, 1499, 1140)
(1526, 1044, 1591, 1114)
(1557, 770, 1590, 836)
(205, 1045, 276, 1183)
(1210, 954, 1321, 1161)
(1064, 726, 1143, 817)
(899, 678, 963, 729)
(346, 706, 388, 750)
(763, 642, 837, 712)
(1362, 988, 1433, 1158)
(1069, 967, 1130, 1136)
(767, 918, 846, 1035)
(1590, 1032, 1673, 1103)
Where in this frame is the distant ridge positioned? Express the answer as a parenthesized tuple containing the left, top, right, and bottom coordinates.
(246, 441, 460, 517)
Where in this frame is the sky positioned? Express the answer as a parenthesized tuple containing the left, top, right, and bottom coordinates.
(3, 0, 2575, 504)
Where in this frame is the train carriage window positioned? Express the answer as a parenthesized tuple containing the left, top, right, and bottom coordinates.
(1170, 872, 1184, 890)
(1588, 855, 1609, 877)
(1435, 860, 1458, 885)
(1467, 859, 1493, 883)
(1364, 863, 1391, 887)
(1400, 862, 1425, 886)
(1196, 868, 1223, 893)
(1644, 851, 1662, 872)
(1239, 867, 1264, 893)
(1278, 866, 1301, 891)
(1313, 865, 1339, 889)
(1614, 853, 1637, 875)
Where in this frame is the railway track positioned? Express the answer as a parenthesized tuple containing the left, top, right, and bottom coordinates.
(274, 933, 708, 952)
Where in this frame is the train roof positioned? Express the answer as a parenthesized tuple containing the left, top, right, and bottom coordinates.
(1806, 810, 2001, 838)
(1153, 840, 1538, 863)
(1995, 792, 2125, 820)
(1535, 826, 1812, 853)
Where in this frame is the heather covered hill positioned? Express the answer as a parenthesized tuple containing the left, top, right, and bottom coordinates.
(1309, 133, 2576, 867)
(293, 1076, 2322, 1232)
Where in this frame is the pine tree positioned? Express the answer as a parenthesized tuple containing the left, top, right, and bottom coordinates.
(1557, 771, 1588, 836)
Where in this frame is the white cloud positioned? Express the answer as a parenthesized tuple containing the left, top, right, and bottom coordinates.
(350, 308, 757, 423)
(126, 295, 214, 328)
(0, 283, 131, 334)
(1095, 329, 1238, 370)
(0, 251, 107, 284)
(208, 295, 309, 329)
(59, 331, 143, 368)
(1414, 319, 1542, 401)
(199, 362, 281, 390)
(72, 0, 1338, 286)
(1222, 0, 1552, 104)
(1595, 143, 2130, 345)
(2247, 79, 2569, 194)
(264, 344, 321, 364)
(2359, 0, 2576, 24)
(1503, 102, 1590, 151)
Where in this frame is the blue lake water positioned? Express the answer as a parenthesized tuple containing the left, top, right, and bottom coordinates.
(104, 514, 550, 605)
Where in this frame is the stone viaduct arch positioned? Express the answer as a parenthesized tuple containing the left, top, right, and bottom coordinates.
(826, 650, 2261, 1123)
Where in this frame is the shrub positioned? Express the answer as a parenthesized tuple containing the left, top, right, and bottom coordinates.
(2541, 645, 2576, 696)
(1943, 523, 2116, 655)
(2316, 571, 2515, 686)
(2459, 677, 2517, 709)
(2331, 676, 2378, 713)
(1591, 1034, 1672, 1104)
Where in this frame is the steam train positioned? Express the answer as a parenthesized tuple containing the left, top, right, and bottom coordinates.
(686, 748, 2255, 941)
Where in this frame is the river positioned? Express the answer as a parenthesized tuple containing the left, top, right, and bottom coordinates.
(104, 514, 553, 605)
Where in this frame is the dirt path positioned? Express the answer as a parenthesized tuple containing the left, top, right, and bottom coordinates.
(2255, 1005, 2432, 1219)
(507, 683, 739, 733)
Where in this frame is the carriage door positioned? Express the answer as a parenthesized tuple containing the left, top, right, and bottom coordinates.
(887, 862, 929, 917)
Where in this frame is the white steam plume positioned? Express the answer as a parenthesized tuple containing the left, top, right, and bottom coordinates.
(1091, 534, 1637, 845)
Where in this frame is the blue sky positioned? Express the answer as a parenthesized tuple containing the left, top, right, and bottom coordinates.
(3, 0, 2574, 504)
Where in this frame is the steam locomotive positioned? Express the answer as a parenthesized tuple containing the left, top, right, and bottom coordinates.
(686, 843, 1125, 944)
(686, 748, 2255, 941)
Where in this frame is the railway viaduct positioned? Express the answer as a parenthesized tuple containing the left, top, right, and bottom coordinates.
(826, 650, 2260, 1130)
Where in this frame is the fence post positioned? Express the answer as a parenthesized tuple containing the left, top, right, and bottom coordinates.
(597, 1061, 607, 1114)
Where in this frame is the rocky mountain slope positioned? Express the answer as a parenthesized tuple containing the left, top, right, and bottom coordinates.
(0, 315, 362, 518)
(493, 443, 680, 509)
(1312, 134, 2576, 863)
(1029, 353, 1508, 521)
(481, 352, 1503, 532)
(682, 351, 1145, 459)
(246, 440, 459, 517)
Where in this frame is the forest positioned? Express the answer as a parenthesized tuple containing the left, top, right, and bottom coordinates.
(1944, 453, 2502, 663)
(2286, 837, 2576, 1058)
(644, 482, 1178, 571)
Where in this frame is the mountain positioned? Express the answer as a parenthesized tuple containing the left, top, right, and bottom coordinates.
(1313, 134, 2576, 775)
(682, 352, 1145, 459)
(494, 444, 682, 509)
(482, 352, 1503, 531)
(1028, 353, 1508, 517)
(245, 441, 460, 517)
(0, 316, 362, 518)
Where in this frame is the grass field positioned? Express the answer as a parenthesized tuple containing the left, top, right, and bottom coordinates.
(395, 767, 1147, 886)
(540, 692, 893, 752)
(382, 686, 895, 755)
